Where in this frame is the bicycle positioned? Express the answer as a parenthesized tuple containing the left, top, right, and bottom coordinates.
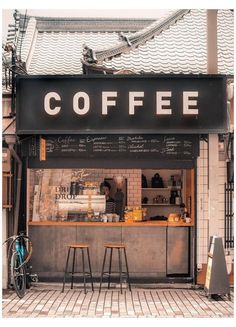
(3, 232, 37, 298)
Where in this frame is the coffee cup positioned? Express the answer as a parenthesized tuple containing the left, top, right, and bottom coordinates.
(114, 215, 120, 222)
(102, 215, 108, 223)
(107, 214, 113, 222)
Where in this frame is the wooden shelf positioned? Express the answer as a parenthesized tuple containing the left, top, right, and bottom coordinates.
(142, 187, 181, 190)
(28, 221, 193, 227)
(141, 204, 180, 206)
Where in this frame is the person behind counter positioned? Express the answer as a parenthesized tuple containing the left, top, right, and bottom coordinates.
(100, 181, 115, 213)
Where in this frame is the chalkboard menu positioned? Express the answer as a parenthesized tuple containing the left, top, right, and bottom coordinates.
(22, 135, 199, 160)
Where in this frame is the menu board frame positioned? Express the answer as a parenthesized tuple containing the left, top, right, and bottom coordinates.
(21, 134, 199, 160)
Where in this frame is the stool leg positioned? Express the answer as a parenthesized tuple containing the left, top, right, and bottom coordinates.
(62, 247, 71, 293)
(71, 248, 76, 289)
(99, 247, 107, 292)
(81, 248, 87, 294)
(87, 248, 94, 292)
(108, 248, 113, 289)
(118, 248, 123, 294)
(124, 248, 131, 292)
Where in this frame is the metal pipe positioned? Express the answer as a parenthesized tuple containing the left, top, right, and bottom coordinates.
(207, 10, 218, 74)
(8, 143, 22, 235)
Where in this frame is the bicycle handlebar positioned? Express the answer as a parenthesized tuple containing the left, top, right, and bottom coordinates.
(3, 234, 33, 267)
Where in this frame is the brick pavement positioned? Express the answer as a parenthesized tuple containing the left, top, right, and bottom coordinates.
(2, 283, 234, 318)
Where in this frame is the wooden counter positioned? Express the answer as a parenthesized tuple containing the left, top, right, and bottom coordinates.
(28, 221, 193, 227)
(28, 220, 193, 281)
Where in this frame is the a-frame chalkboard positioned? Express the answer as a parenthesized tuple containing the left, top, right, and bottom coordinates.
(204, 236, 231, 300)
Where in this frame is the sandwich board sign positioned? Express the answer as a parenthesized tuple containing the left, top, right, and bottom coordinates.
(204, 236, 231, 300)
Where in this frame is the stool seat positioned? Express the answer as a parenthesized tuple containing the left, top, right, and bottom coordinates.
(104, 243, 125, 248)
(67, 244, 89, 248)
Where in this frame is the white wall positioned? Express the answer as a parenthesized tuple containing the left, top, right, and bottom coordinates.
(197, 136, 233, 273)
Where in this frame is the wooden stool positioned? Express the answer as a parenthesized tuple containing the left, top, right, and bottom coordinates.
(62, 244, 94, 294)
(99, 243, 131, 293)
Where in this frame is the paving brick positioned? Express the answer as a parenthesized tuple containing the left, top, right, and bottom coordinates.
(2, 284, 234, 318)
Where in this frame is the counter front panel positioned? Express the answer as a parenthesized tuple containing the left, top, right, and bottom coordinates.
(29, 223, 191, 280)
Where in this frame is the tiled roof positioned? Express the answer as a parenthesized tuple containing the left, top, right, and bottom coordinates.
(20, 17, 156, 75)
(102, 9, 234, 74)
(83, 10, 189, 64)
(8, 10, 235, 75)
(28, 31, 120, 75)
(217, 10, 234, 74)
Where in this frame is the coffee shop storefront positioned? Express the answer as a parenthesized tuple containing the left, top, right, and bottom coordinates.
(16, 74, 227, 283)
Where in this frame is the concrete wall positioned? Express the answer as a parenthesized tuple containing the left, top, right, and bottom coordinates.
(29, 225, 167, 279)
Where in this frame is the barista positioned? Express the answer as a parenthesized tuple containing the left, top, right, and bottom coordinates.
(100, 181, 115, 213)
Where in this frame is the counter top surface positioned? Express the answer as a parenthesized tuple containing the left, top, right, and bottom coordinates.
(28, 221, 193, 227)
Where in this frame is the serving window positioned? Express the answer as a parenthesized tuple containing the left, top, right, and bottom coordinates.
(27, 169, 128, 222)
(27, 168, 194, 224)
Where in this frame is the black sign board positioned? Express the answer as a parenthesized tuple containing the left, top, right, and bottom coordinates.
(16, 75, 227, 134)
(21, 134, 199, 160)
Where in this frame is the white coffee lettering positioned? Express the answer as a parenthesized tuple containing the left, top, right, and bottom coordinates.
(183, 91, 199, 115)
(156, 91, 172, 115)
(73, 92, 90, 115)
(44, 92, 61, 115)
(129, 92, 144, 115)
(102, 92, 117, 115)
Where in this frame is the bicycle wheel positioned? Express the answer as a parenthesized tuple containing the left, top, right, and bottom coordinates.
(10, 251, 26, 298)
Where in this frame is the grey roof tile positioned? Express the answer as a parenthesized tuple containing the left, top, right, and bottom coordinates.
(217, 9, 234, 74)
(83, 10, 186, 64)
(17, 9, 234, 75)
(103, 9, 208, 74)
(28, 31, 120, 74)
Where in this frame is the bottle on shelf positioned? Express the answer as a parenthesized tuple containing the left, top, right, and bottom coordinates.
(183, 207, 189, 219)
(175, 191, 181, 205)
(180, 202, 186, 219)
(169, 190, 176, 204)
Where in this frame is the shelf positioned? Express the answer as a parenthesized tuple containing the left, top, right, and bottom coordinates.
(142, 187, 181, 190)
(141, 204, 180, 206)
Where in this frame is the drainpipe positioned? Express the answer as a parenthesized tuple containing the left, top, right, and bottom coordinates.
(207, 10, 218, 74)
(207, 10, 220, 259)
(4, 135, 22, 235)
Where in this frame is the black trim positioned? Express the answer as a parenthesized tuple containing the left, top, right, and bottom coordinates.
(28, 158, 196, 169)
(16, 73, 228, 79)
(18, 128, 229, 135)
(37, 276, 194, 284)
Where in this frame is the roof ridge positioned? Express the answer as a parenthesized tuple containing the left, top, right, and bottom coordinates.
(19, 14, 157, 33)
(22, 16, 156, 22)
(83, 9, 190, 64)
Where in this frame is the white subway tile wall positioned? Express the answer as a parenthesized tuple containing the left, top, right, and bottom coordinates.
(197, 140, 229, 265)
(197, 140, 209, 264)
